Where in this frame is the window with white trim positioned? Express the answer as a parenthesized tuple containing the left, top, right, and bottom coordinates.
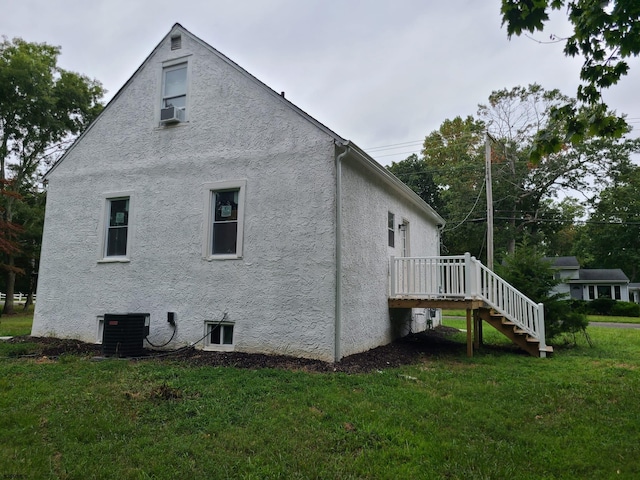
(204, 321, 235, 351)
(105, 197, 130, 257)
(203, 180, 246, 259)
(162, 63, 187, 110)
(388, 211, 395, 247)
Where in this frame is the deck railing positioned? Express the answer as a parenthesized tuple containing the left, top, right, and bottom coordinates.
(390, 253, 546, 352)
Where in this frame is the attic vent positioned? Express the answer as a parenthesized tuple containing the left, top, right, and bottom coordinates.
(171, 35, 182, 50)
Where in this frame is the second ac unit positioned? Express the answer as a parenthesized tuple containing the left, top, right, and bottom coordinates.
(160, 106, 185, 124)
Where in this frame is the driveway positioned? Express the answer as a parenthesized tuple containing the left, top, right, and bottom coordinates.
(589, 322, 640, 329)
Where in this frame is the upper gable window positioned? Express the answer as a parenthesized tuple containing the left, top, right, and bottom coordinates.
(162, 63, 187, 109)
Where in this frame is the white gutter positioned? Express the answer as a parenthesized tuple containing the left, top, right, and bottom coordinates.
(334, 145, 350, 362)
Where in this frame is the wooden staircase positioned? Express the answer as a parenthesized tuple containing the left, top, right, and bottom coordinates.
(477, 307, 553, 357)
(389, 254, 552, 358)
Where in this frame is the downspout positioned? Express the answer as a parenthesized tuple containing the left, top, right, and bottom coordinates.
(334, 144, 350, 362)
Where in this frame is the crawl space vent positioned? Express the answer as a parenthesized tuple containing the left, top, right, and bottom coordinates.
(102, 313, 150, 357)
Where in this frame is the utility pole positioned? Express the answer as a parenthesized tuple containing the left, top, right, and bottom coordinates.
(485, 133, 494, 271)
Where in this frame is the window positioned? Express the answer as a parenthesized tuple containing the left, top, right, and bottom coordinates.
(204, 321, 235, 351)
(399, 220, 409, 256)
(597, 285, 611, 299)
(588, 285, 595, 300)
(614, 285, 621, 300)
(96, 315, 104, 344)
(212, 189, 239, 254)
(388, 212, 395, 247)
(105, 197, 129, 257)
(162, 63, 187, 109)
(203, 180, 246, 259)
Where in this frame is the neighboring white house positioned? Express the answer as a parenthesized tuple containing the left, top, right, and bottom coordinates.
(546, 256, 630, 302)
(32, 24, 445, 362)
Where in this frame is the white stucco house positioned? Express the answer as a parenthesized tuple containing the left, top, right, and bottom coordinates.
(32, 24, 445, 362)
(546, 256, 630, 302)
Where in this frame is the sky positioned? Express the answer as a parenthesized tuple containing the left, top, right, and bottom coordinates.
(2, 0, 639, 166)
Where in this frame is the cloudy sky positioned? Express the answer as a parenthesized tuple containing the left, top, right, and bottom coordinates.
(3, 0, 639, 165)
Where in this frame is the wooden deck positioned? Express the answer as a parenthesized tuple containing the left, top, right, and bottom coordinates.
(388, 255, 550, 357)
(388, 297, 485, 310)
(389, 297, 486, 358)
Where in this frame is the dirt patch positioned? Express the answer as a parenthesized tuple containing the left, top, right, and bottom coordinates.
(6, 326, 465, 374)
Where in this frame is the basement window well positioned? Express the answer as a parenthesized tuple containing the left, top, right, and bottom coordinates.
(204, 321, 235, 351)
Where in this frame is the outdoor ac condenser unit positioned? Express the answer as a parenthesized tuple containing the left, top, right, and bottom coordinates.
(160, 106, 185, 123)
(102, 313, 150, 357)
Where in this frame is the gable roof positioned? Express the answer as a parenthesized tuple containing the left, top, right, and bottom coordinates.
(576, 269, 629, 283)
(545, 256, 580, 268)
(44, 23, 444, 226)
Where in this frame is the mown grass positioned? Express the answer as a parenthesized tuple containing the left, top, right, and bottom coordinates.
(587, 314, 640, 324)
(0, 304, 34, 336)
(2, 315, 640, 479)
(443, 309, 640, 324)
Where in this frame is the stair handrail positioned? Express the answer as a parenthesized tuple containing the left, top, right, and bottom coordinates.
(469, 256, 547, 352)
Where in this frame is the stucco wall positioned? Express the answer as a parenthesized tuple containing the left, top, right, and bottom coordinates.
(338, 157, 440, 358)
(33, 28, 338, 361)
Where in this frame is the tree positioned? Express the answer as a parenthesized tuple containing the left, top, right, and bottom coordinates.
(581, 164, 640, 281)
(0, 37, 104, 314)
(497, 242, 589, 342)
(478, 84, 640, 254)
(421, 116, 488, 257)
(399, 85, 639, 262)
(387, 154, 443, 213)
(501, 1, 640, 161)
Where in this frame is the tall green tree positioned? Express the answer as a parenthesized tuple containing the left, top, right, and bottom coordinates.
(501, 1, 640, 161)
(396, 85, 640, 262)
(420, 116, 487, 257)
(387, 154, 443, 213)
(0, 37, 104, 314)
(478, 84, 639, 255)
(581, 164, 640, 281)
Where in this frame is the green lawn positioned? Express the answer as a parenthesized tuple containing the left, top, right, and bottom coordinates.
(443, 309, 640, 324)
(2, 311, 640, 478)
(587, 314, 640, 324)
(0, 304, 33, 336)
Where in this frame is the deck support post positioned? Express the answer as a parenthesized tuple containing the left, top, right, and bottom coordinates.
(473, 309, 483, 349)
(466, 308, 473, 358)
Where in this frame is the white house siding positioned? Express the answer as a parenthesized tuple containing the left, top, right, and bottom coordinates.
(33, 27, 339, 361)
(338, 157, 440, 358)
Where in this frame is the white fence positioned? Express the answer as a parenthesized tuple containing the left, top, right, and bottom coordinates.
(389, 253, 547, 352)
(0, 292, 35, 303)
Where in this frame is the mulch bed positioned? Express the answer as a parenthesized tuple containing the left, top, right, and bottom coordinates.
(6, 326, 467, 373)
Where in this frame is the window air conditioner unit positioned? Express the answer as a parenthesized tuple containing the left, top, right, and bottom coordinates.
(160, 106, 185, 124)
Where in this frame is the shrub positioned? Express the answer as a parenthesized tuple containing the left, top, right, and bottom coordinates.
(610, 301, 640, 317)
(496, 243, 589, 343)
(544, 300, 589, 340)
(589, 298, 616, 315)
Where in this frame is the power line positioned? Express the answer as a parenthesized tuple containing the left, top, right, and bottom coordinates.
(443, 179, 486, 233)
